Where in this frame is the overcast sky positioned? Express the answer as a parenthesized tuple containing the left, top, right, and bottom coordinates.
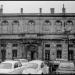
(0, 1, 75, 13)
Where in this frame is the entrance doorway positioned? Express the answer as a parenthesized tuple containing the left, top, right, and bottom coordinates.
(1, 49, 6, 61)
(26, 44, 38, 61)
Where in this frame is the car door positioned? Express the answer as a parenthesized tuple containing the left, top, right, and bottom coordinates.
(11, 62, 22, 74)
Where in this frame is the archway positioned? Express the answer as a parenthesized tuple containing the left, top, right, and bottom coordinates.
(26, 44, 38, 61)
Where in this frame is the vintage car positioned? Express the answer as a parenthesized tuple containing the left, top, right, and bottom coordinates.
(55, 61, 75, 74)
(0, 60, 24, 74)
(22, 60, 49, 74)
(14, 59, 28, 66)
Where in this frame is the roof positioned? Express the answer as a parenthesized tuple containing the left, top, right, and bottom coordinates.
(0, 13, 75, 17)
(29, 60, 43, 64)
(2, 60, 19, 64)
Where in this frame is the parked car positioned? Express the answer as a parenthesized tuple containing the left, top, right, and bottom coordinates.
(22, 60, 49, 74)
(49, 59, 68, 73)
(14, 59, 28, 66)
(55, 61, 75, 74)
(0, 60, 24, 74)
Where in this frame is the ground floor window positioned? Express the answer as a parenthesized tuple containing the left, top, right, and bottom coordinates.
(12, 49, 17, 59)
(1, 49, 6, 61)
(57, 50, 62, 59)
(45, 50, 50, 60)
(68, 50, 74, 61)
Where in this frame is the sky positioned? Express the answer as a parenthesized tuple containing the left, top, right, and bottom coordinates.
(0, 1, 75, 13)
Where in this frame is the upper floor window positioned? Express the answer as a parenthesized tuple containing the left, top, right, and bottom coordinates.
(28, 20, 35, 25)
(55, 20, 62, 26)
(44, 20, 51, 25)
(66, 20, 73, 25)
(12, 20, 19, 25)
(1, 20, 8, 25)
(65, 20, 73, 32)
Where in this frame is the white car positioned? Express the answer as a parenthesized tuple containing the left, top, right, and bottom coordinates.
(55, 61, 75, 74)
(14, 59, 28, 66)
(22, 60, 49, 74)
(0, 60, 24, 74)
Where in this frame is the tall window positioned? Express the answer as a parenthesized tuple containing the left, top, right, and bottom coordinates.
(68, 50, 74, 61)
(57, 50, 62, 58)
(1, 20, 9, 33)
(12, 49, 17, 59)
(45, 50, 50, 60)
(43, 20, 51, 31)
(65, 20, 73, 32)
(12, 44, 18, 47)
(28, 20, 35, 32)
(12, 20, 19, 33)
(55, 20, 62, 32)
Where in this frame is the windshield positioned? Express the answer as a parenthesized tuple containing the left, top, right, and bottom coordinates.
(0, 63, 12, 69)
(26, 63, 38, 69)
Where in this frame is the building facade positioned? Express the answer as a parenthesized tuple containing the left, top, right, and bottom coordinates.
(0, 5, 75, 61)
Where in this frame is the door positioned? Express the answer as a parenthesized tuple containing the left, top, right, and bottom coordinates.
(1, 49, 6, 61)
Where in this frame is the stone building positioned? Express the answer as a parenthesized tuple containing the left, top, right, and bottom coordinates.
(0, 5, 75, 61)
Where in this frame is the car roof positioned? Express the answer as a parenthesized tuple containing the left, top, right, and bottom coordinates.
(29, 60, 43, 64)
(59, 62, 74, 67)
(2, 60, 19, 64)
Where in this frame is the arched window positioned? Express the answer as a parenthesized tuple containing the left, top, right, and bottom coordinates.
(55, 20, 62, 26)
(1, 20, 9, 33)
(44, 20, 51, 25)
(12, 20, 19, 33)
(65, 20, 73, 32)
(12, 20, 19, 25)
(55, 20, 62, 32)
(28, 20, 35, 25)
(42, 20, 51, 31)
(27, 20, 35, 33)
(66, 20, 73, 25)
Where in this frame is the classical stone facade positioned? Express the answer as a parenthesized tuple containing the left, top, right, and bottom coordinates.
(0, 5, 75, 61)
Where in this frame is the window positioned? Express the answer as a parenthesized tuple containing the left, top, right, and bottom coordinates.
(68, 50, 74, 61)
(44, 20, 51, 25)
(28, 20, 35, 25)
(65, 20, 73, 32)
(55, 20, 62, 26)
(57, 50, 62, 58)
(12, 49, 17, 58)
(12, 20, 19, 33)
(45, 50, 50, 60)
(56, 44, 62, 47)
(1, 44, 6, 47)
(55, 20, 62, 32)
(1, 20, 9, 33)
(69, 44, 73, 47)
(12, 44, 18, 47)
(45, 44, 50, 47)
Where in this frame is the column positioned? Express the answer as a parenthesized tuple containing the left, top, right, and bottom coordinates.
(6, 43, 12, 59)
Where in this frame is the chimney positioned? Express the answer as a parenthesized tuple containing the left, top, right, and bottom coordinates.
(0, 5, 3, 14)
(39, 8, 42, 14)
(62, 4, 66, 13)
(50, 8, 54, 14)
(21, 8, 23, 14)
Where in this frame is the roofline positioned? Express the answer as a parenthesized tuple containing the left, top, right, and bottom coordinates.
(0, 13, 75, 17)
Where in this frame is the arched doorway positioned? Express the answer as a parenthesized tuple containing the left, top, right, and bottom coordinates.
(26, 44, 38, 61)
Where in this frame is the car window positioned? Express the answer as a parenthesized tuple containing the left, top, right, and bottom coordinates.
(18, 62, 22, 67)
(14, 63, 18, 68)
(0, 63, 12, 69)
(41, 63, 44, 68)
